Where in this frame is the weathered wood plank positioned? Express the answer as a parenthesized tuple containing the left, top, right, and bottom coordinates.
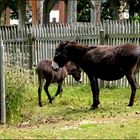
(0, 21, 140, 86)
(0, 37, 6, 124)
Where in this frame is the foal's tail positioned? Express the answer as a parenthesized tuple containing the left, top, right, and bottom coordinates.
(36, 68, 44, 90)
(36, 67, 44, 107)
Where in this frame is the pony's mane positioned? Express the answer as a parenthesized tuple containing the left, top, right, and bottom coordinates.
(68, 41, 88, 49)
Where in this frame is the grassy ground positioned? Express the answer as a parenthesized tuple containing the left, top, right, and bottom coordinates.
(1, 84, 140, 139)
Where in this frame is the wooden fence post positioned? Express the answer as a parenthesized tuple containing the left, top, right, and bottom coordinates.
(27, 33, 34, 70)
(0, 37, 6, 124)
(99, 30, 105, 88)
(99, 29, 105, 45)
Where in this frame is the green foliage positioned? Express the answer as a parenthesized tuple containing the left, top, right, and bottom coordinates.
(77, 0, 91, 22)
(129, 15, 140, 22)
(8, 0, 18, 19)
(102, 0, 140, 20)
(0, 0, 31, 21)
(5, 68, 31, 124)
(101, 0, 113, 20)
(1, 84, 140, 138)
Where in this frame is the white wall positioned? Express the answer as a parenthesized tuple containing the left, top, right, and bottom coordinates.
(49, 10, 59, 22)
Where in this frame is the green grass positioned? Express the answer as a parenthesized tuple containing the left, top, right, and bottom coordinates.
(1, 84, 140, 139)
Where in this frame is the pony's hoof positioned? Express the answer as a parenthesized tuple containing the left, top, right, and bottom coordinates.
(60, 89, 63, 92)
(49, 101, 52, 104)
(128, 103, 133, 107)
(49, 99, 53, 104)
(90, 102, 100, 109)
(39, 104, 43, 107)
(90, 105, 98, 110)
(51, 97, 55, 101)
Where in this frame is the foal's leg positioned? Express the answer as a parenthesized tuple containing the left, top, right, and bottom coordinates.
(126, 74, 137, 106)
(88, 75, 100, 109)
(38, 77, 43, 107)
(52, 81, 63, 101)
(44, 81, 53, 103)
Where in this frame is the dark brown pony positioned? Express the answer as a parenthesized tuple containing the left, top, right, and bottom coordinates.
(52, 41, 140, 109)
(36, 59, 82, 107)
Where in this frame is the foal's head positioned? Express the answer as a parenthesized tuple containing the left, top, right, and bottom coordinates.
(65, 62, 82, 82)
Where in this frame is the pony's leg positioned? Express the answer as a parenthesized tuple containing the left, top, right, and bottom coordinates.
(38, 77, 43, 107)
(134, 70, 139, 88)
(52, 82, 63, 101)
(134, 76, 139, 88)
(126, 74, 137, 106)
(44, 82, 52, 103)
(88, 75, 100, 109)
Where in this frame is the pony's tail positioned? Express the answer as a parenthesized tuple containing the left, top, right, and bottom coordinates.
(134, 57, 140, 75)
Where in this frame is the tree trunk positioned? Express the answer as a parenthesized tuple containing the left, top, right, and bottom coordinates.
(129, 0, 135, 17)
(90, 0, 96, 24)
(0, 0, 9, 25)
(6, 7, 10, 26)
(95, 0, 101, 25)
(42, 0, 59, 25)
(87, 0, 101, 25)
(67, 0, 77, 23)
(38, 0, 44, 25)
(59, 0, 67, 23)
(31, 0, 38, 25)
(110, 0, 119, 20)
(43, 0, 49, 24)
(18, 0, 26, 26)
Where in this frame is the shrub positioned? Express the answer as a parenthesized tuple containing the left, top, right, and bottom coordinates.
(130, 16, 140, 22)
(5, 67, 32, 124)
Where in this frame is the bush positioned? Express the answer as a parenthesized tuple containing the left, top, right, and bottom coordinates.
(130, 16, 140, 22)
(5, 68, 32, 124)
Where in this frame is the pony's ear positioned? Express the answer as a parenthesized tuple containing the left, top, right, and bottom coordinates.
(87, 46, 97, 51)
(60, 40, 69, 47)
(65, 42, 72, 48)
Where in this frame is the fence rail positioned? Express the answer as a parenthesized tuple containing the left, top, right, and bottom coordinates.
(0, 37, 6, 124)
(0, 20, 140, 86)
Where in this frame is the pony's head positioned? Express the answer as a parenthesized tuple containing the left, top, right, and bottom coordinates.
(52, 41, 75, 71)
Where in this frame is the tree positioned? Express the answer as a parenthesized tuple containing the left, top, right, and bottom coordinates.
(77, 0, 102, 24)
(7, 0, 18, 20)
(0, 0, 26, 26)
(101, 0, 140, 20)
(95, 0, 101, 24)
(101, 0, 113, 20)
(128, 0, 140, 17)
(0, 0, 60, 25)
(0, 0, 9, 17)
(0, 0, 9, 24)
(18, 0, 26, 26)
(77, 0, 90, 22)
(101, 0, 120, 20)
(42, 0, 59, 24)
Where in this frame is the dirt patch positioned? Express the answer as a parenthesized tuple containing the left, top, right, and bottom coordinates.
(16, 111, 140, 130)
(61, 112, 140, 130)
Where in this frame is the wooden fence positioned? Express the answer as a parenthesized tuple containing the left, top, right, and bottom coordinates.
(0, 20, 140, 86)
(0, 37, 6, 124)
